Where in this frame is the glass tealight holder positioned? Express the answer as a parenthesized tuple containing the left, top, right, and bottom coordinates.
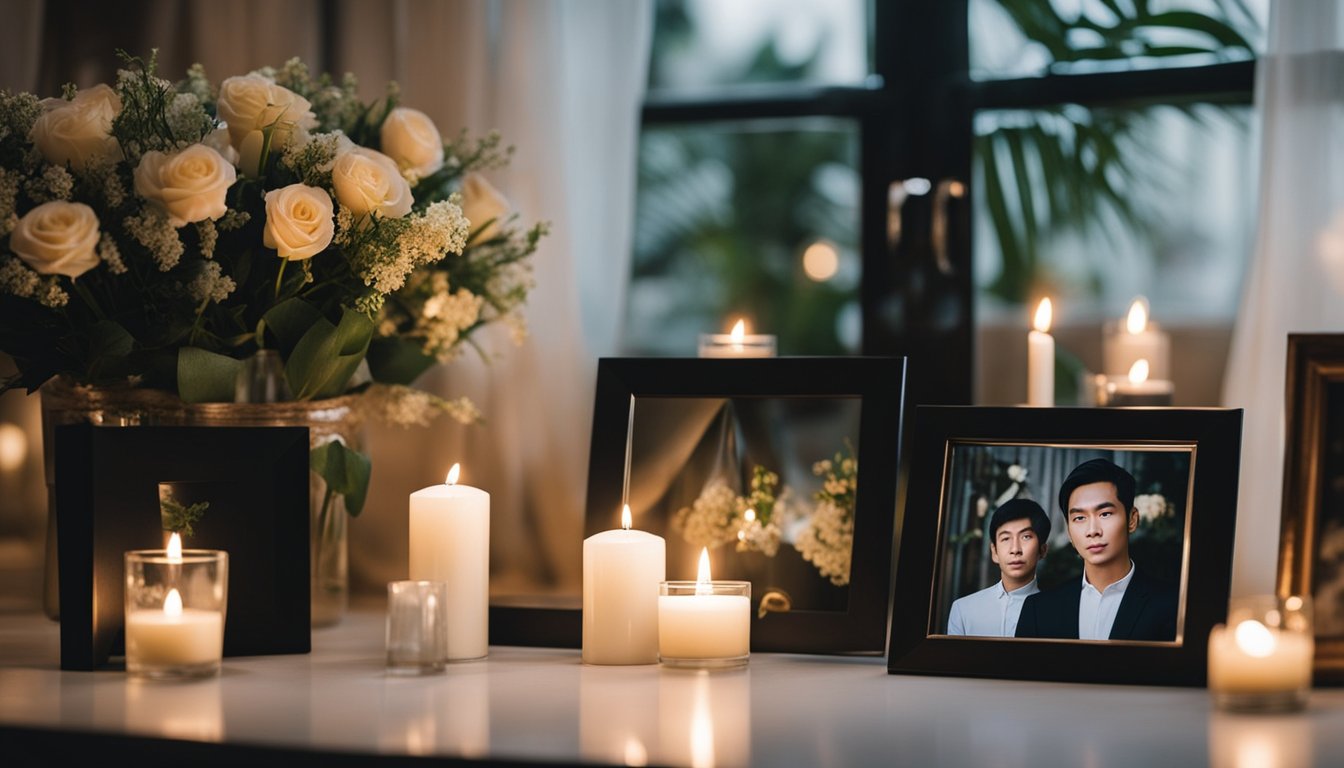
(1208, 595, 1313, 712)
(658, 581, 751, 669)
(696, 333, 777, 358)
(386, 580, 451, 675)
(124, 549, 228, 679)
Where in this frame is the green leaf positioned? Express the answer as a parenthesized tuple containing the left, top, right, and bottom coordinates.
(285, 308, 374, 400)
(366, 337, 437, 386)
(310, 439, 372, 517)
(178, 347, 243, 403)
(262, 298, 323, 356)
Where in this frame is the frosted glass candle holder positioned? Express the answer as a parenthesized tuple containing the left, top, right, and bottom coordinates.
(1208, 595, 1313, 712)
(658, 581, 751, 669)
(124, 549, 228, 679)
(697, 333, 776, 358)
(386, 580, 451, 675)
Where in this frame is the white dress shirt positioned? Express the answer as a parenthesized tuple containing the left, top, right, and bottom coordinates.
(1078, 560, 1136, 640)
(946, 579, 1039, 637)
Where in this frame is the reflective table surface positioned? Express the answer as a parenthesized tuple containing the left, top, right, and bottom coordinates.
(2, 606, 1344, 766)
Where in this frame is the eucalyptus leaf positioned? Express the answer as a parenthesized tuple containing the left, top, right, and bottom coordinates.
(310, 439, 372, 517)
(178, 346, 244, 403)
(285, 309, 374, 400)
(262, 298, 323, 356)
(367, 337, 437, 386)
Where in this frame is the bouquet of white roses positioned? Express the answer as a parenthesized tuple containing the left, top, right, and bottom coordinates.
(0, 51, 543, 412)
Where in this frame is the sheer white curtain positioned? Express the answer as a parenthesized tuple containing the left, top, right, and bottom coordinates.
(1223, 0, 1344, 597)
(347, 0, 653, 595)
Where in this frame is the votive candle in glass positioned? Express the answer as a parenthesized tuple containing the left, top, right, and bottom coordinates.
(1208, 595, 1313, 712)
(658, 549, 750, 669)
(386, 580, 451, 675)
(124, 546, 228, 679)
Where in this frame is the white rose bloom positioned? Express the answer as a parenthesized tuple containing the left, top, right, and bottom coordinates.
(29, 84, 123, 170)
(264, 183, 335, 260)
(331, 147, 413, 219)
(202, 126, 240, 167)
(380, 107, 444, 179)
(133, 144, 237, 227)
(9, 201, 101, 278)
(460, 172, 510, 242)
(216, 74, 316, 152)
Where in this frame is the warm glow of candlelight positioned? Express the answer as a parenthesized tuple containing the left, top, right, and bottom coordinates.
(167, 532, 182, 563)
(802, 240, 839, 281)
(1129, 359, 1150, 385)
(696, 547, 712, 595)
(1235, 619, 1277, 658)
(1126, 297, 1149, 334)
(621, 504, 632, 531)
(164, 587, 183, 618)
(743, 508, 756, 523)
(446, 463, 461, 486)
(730, 319, 746, 343)
(1033, 298, 1052, 333)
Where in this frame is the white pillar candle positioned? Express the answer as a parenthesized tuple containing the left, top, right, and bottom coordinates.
(698, 318, 777, 358)
(583, 505, 666, 665)
(658, 549, 750, 666)
(409, 463, 490, 661)
(1027, 298, 1054, 406)
(125, 588, 224, 667)
(1103, 297, 1171, 380)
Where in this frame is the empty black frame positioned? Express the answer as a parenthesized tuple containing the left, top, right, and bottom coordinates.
(888, 406, 1242, 686)
(55, 424, 310, 670)
(584, 356, 905, 655)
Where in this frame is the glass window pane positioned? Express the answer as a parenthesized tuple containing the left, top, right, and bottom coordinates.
(970, 0, 1268, 80)
(972, 103, 1257, 405)
(626, 120, 862, 356)
(649, 0, 870, 93)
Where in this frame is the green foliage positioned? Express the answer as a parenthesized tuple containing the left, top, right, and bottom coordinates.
(310, 438, 372, 518)
(160, 491, 209, 537)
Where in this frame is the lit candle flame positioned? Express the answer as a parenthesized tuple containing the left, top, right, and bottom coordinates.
(623, 736, 649, 767)
(744, 508, 756, 523)
(167, 532, 182, 563)
(1129, 359, 1150, 385)
(696, 547, 712, 595)
(1033, 298, 1052, 334)
(446, 463, 461, 486)
(1126, 297, 1149, 334)
(1234, 619, 1277, 658)
(164, 587, 183, 618)
(621, 504, 633, 531)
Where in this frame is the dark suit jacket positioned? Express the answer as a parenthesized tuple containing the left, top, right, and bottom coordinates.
(1014, 567, 1178, 641)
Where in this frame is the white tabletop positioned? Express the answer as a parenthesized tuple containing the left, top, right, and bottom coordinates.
(2, 606, 1343, 767)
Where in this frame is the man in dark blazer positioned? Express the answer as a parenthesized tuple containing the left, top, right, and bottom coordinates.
(1015, 458, 1178, 641)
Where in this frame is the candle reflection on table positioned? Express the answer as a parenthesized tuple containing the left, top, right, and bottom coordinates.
(123, 676, 223, 742)
(1208, 712, 1313, 768)
(580, 667, 660, 765)
(376, 669, 490, 758)
(658, 669, 750, 768)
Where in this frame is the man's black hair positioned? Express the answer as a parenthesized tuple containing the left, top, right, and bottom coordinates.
(989, 498, 1050, 546)
(1057, 458, 1136, 515)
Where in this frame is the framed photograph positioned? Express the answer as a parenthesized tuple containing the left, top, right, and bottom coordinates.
(55, 424, 310, 670)
(583, 356, 905, 654)
(1279, 333, 1344, 683)
(888, 406, 1242, 685)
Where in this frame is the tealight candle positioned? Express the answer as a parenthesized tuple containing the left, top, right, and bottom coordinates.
(658, 548, 750, 668)
(583, 505, 666, 665)
(1208, 595, 1313, 712)
(1027, 298, 1054, 406)
(409, 463, 490, 661)
(698, 318, 777, 358)
(124, 534, 228, 679)
(1103, 297, 1171, 381)
(1096, 359, 1174, 406)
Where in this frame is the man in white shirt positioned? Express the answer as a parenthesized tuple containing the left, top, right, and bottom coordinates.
(1015, 458, 1178, 641)
(946, 498, 1050, 637)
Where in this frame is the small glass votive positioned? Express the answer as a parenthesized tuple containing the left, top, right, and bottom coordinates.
(697, 333, 776, 358)
(1208, 595, 1313, 712)
(658, 581, 751, 669)
(124, 549, 228, 679)
(1092, 373, 1174, 406)
(387, 580, 450, 675)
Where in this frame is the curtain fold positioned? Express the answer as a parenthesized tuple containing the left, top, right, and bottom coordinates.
(1223, 0, 1344, 597)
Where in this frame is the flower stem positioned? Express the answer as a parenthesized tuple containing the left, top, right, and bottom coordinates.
(274, 257, 288, 301)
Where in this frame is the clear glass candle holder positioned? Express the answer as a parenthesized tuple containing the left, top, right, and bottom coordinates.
(658, 581, 751, 669)
(386, 580, 451, 675)
(124, 549, 228, 679)
(696, 333, 777, 358)
(1208, 595, 1313, 712)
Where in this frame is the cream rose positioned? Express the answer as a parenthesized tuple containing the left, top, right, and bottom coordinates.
(380, 107, 444, 179)
(9, 201, 101, 278)
(460, 172, 510, 242)
(264, 183, 334, 260)
(133, 144, 237, 227)
(30, 84, 122, 170)
(216, 74, 316, 152)
(331, 147, 413, 219)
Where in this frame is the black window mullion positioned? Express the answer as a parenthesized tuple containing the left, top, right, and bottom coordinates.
(966, 60, 1256, 112)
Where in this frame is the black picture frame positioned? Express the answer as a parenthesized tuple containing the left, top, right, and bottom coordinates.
(572, 356, 905, 655)
(55, 424, 311, 670)
(888, 406, 1242, 686)
(1279, 333, 1344, 683)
